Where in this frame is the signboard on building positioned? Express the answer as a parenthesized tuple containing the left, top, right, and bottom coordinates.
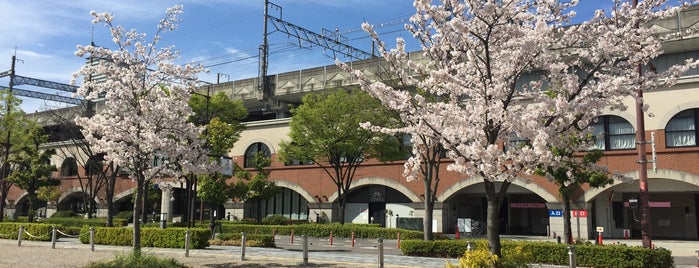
(572, 210, 587, 218)
(549, 210, 563, 217)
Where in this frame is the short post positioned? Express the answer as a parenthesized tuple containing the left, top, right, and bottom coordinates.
(455, 225, 460, 240)
(184, 229, 191, 257)
(568, 245, 576, 268)
(397, 232, 401, 249)
(302, 235, 309, 266)
(90, 227, 95, 252)
(291, 229, 294, 244)
(557, 236, 561, 244)
(597, 232, 603, 245)
(377, 238, 384, 268)
(352, 231, 355, 247)
(272, 228, 276, 237)
(467, 241, 474, 252)
(240, 232, 247, 261)
(17, 225, 23, 247)
(694, 250, 699, 268)
(51, 226, 57, 249)
(330, 230, 333, 246)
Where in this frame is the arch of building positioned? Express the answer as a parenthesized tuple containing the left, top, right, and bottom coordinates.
(13, 192, 29, 206)
(113, 188, 135, 203)
(581, 168, 699, 202)
(271, 180, 315, 203)
(57, 187, 98, 205)
(437, 177, 559, 202)
(325, 176, 422, 203)
(655, 100, 699, 130)
(601, 111, 638, 130)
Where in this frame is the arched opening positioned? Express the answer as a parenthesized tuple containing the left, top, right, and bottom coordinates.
(442, 181, 549, 236)
(60, 157, 78, 177)
(244, 187, 310, 222)
(344, 185, 412, 228)
(585, 176, 699, 240)
(244, 142, 271, 168)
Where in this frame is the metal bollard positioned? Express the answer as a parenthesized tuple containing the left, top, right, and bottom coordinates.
(351, 231, 355, 247)
(467, 241, 474, 252)
(51, 226, 57, 249)
(90, 227, 95, 252)
(17, 225, 23, 247)
(291, 229, 294, 244)
(397, 233, 401, 249)
(568, 245, 576, 268)
(241, 232, 247, 261)
(302, 235, 309, 266)
(185, 229, 191, 257)
(377, 238, 384, 268)
(330, 230, 333, 246)
(695, 250, 699, 268)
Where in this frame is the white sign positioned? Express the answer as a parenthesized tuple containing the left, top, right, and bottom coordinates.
(596, 226, 604, 233)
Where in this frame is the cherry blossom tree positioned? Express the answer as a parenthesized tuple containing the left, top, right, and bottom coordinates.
(347, 0, 699, 257)
(72, 6, 209, 256)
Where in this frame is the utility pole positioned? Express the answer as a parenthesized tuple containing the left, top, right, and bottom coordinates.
(632, 0, 652, 249)
(258, 0, 270, 101)
(0, 56, 17, 222)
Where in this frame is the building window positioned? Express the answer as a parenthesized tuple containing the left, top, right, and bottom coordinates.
(666, 109, 698, 147)
(60, 157, 79, 177)
(590, 115, 635, 150)
(244, 142, 271, 168)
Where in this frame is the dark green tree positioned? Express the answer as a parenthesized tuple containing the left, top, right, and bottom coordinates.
(190, 90, 247, 226)
(537, 142, 613, 244)
(0, 91, 40, 222)
(8, 126, 59, 222)
(279, 89, 407, 224)
(232, 151, 279, 223)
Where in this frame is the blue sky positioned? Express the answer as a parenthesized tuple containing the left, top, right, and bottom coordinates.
(0, 0, 612, 112)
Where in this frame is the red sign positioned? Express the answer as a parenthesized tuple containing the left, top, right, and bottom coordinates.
(510, 203, 546, 209)
(571, 210, 587, 218)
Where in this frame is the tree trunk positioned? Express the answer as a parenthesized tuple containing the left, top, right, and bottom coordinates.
(0, 196, 5, 222)
(562, 193, 573, 244)
(105, 174, 116, 227)
(484, 179, 509, 258)
(423, 196, 434, 240)
(132, 175, 144, 257)
(27, 194, 35, 222)
(337, 193, 348, 225)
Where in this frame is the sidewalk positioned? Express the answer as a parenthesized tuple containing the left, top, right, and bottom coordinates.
(0, 236, 456, 268)
(1, 234, 696, 267)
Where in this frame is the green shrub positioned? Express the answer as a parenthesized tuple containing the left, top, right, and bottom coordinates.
(212, 233, 275, 247)
(400, 239, 674, 268)
(261, 215, 290, 225)
(113, 211, 133, 223)
(42, 217, 128, 227)
(79, 226, 210, 249)
(83, 253, 187, 268)
(51, 210, 81, 218)
(220, 222, 424, 240)
(0, 223, 54, 241)
(447, 249, 499, 268)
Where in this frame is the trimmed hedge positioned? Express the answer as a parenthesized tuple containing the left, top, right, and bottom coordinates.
(212, 233, 275, 247)
(401, 239, 674, 268)
(42, 217, 128, 227)
(0, 223, 54, 241)
(221, 222, 424, 239)
(79, 227, 210, 249)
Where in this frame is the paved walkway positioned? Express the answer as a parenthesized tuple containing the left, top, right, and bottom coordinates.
(1, 234, 697, 267)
